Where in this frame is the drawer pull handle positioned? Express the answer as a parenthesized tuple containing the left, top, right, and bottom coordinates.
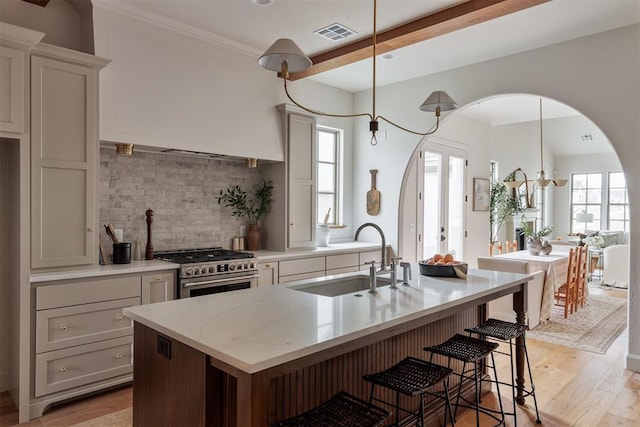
(156, 276, 162, 281)
(59, 367, 67, 373)
(115, 315, 123, 321)
(115, 353, 123, 360)
(60, 325, 67, 331)
(87, 227, 95, 232)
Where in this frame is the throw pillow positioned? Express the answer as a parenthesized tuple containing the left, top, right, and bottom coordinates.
(599, 232, 619, 247)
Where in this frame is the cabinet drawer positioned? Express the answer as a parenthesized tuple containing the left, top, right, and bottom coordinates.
(35, 336, 132, 397)
(36, 275, 141, 310)
(278, 256, 325, 277)
(280, 270, 327, 283)
(359, 250, 382, 267)
(326, 253, 359, 270)
(36, 297, 139, 353)
(327, 266, 359, 276)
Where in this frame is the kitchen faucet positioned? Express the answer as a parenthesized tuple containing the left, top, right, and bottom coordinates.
(355, 222, 387, 272)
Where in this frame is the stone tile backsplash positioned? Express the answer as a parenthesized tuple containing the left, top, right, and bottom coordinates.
(100, 148, 263, 254)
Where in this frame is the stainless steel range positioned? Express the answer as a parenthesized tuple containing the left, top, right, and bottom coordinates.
(154, 247, 258, 298)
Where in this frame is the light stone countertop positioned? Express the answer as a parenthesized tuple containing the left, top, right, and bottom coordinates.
(124, 265, 531, 374)
(250, 241, 386, 261)
(30, 260, 180, 283)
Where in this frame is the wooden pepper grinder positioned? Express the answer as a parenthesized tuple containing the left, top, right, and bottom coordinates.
(145, 209, 154, 260)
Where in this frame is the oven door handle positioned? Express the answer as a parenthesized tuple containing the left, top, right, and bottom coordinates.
(182, 274, 259, 288)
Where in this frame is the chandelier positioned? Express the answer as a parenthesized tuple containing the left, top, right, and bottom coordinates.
(257, 0, 457, 145)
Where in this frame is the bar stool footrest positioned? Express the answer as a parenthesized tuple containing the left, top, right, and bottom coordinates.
(271, 391, 391, 427)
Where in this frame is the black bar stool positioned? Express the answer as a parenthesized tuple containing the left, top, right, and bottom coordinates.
(425, 334, 506, 427)
(465, 318, 542, 425)
(270, 391, 391, 427)
(362, 356, 455, 427)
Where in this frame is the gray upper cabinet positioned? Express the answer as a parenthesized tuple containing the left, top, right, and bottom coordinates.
(30, 44, 110, 268)
(0, 46, 25, 133)
(263, 105, 317, 251)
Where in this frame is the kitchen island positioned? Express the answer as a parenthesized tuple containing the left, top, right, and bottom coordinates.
(124, 266, 531, 426)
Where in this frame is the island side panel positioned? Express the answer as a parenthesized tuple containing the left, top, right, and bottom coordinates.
(133, 322, 214, 426)
(269, 307, 479, 424)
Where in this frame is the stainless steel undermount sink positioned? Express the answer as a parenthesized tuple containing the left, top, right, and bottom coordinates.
(288, 276, 391, 297)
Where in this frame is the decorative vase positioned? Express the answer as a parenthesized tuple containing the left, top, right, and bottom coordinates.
(246, 223, 261, 251)
(541, 240, 553, 255)
(527, 237, 542, 255)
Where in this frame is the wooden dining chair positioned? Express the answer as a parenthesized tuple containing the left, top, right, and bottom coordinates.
(575, 245, 588, 309)
(554, 247, 580, 319)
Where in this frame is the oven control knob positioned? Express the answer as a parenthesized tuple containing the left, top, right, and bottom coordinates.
(243, 263, 249, 270)
(250, 262, 256, 269)
(209, 266, 215, 273)
(229, 264, 236, 271)
(194, 267, 200, 275)
(185, 268, 193, 276)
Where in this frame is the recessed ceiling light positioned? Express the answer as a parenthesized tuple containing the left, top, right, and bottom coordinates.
(253, 0, 273, 6)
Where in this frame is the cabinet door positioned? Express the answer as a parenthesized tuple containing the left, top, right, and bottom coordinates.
(287, 113, 316, 249)
(31, 55, 98, 268)
(258, 262, 279, 286)
(0, 46, 25, 133)
(142, 271, 176, 305)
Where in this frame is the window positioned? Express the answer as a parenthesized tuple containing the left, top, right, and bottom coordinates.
(607, 172, 629, 232)
(570, 173, 602, 233)
(316, 127, 342, 225)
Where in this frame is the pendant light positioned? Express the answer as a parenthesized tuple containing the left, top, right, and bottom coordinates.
(535, 98, 567, 187)
(258, 0, 457, 145)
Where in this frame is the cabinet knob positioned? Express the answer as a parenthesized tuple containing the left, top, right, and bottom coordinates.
(87, 227, 94, 232)
(290, 223, 293, 226)
(115, 315, 123, 321)
(156, 276, 162, 281)
(60, 325, 67, 331)
(59, 367, 67, 373)
(115, 353, 123, 360)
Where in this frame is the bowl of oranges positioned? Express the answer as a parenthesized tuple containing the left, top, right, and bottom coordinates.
(418, 253, 468, 278)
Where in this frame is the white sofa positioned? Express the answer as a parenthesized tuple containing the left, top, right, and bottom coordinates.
(477, 257, 546, 329)
(602, 244, 629, 288)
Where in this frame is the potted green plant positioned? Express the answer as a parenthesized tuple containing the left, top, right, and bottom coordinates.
(521, 218, 553, 255)
(217, 180, 273, 250)
(489, 181, 524, 245)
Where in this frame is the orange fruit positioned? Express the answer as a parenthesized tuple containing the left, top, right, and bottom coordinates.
(426, 259, 435, 265)
(433, 253, 444, 262)
(443, 253, 454, 263)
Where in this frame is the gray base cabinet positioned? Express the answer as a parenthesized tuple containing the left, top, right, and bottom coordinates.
(31, 270, 175, 417)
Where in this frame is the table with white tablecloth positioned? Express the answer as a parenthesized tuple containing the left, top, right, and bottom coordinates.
(493, 250, 570, 322)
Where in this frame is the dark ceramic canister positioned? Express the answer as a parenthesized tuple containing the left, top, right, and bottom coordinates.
(113, 242, 132, 264)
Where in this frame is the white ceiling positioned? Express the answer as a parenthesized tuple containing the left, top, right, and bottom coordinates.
(115, 0, 639, 155)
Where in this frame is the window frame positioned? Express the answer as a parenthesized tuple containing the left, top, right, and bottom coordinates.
(570, 172, 603, 234)
(607, 171, 629, 232)
(316, 126, 343, 226)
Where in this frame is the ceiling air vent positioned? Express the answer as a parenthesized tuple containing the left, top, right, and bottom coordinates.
(314, 23, 358, 41)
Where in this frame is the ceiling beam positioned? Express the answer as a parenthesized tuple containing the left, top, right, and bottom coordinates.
(288, 0, 551, 80)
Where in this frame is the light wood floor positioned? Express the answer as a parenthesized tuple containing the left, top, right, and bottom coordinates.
(1, 286, 635, 427)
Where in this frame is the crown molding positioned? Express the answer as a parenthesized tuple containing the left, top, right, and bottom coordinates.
(0, 21, 45, 50)
(92, 0, 260, 58)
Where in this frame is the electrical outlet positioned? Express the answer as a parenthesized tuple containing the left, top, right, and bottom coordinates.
(157, 335, 172, 359)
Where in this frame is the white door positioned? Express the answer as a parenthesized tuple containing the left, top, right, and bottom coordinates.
(418, 143, 467, 260)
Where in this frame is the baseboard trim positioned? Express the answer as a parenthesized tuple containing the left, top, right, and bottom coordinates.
(625, 352, 640, 372)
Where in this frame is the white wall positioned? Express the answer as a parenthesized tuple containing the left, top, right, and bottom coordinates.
(352, 24, 640, 371)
